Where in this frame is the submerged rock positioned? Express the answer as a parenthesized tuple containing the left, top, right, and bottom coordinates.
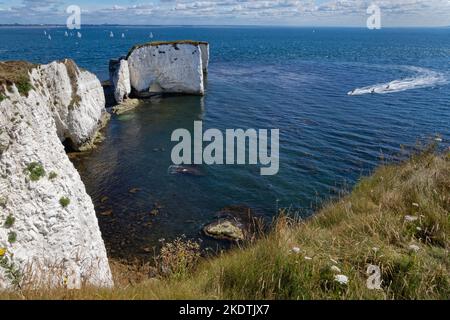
(168, 164, 205, 176)
(112, 98, 140, 115)
(203, 205, 261, 242)
(0, 60, 113, 289)
(203, 219, 245, 241)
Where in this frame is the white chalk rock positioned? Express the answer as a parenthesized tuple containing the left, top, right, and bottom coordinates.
(0, 60, 113, 289)
(109, 58, 131, 104)
(127, 41, 206, 96)
(39, 59, 107, 150)
(199, 42, 209, 74)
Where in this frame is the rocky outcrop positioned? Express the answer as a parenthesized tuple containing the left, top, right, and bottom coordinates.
(203, 206, 261, 242)
(109, 58, 131, 104)
(109, 41, 209, 102)
(0, 60, 113, 289)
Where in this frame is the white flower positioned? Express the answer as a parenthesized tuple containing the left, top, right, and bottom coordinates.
(331, 265, 341, 273)
(409, 244, 420, 252)
(291, 246, 301, 254)
(304, 256, 312, 260)
(372, 247, 379, 252)
(412, 203, 419, 208)
(404, 215, 418, 222)
(334, 274, 349, 285)
(416, 227, 422, 231)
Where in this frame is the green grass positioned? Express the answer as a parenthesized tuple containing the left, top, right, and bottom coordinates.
(4, 215, 15, 228)
(49, 171, 58, 180)
(59, 197, 70, 208)
(7, 232, 17, 244)
(25, 162, 45, 181)
(0, 150, 448, 299)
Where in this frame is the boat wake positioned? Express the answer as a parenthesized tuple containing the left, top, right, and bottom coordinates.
(348, 67, 447, 96)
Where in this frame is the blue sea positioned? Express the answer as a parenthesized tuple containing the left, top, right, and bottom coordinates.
(1, 26, 449, 257)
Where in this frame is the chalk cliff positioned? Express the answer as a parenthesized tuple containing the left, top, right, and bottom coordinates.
(0, 60, 113, 289)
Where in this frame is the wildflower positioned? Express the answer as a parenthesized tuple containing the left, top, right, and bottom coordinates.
(404, 215, 418, 222)
(0, 248, 6, 257)
(372, 247, 379, 252)
(304, 256, 312, 260)
(291, 246, 301, 254)
(416, 227, 422, 231)
(331, 265, 341, 273)
(409, 244, 420, 252)
(412, 203, 419, 208)
(334, 274, 349, 285)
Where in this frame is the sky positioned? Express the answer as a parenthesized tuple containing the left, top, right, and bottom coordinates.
(0, 0, 449, 27)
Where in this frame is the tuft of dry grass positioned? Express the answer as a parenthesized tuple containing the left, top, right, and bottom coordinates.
(0, 150, 448, 300)
(0, 61, 36, 97)
(61, 59, 81, 109)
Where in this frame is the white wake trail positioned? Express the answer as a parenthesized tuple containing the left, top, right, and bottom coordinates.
(348, 67, 447, 96)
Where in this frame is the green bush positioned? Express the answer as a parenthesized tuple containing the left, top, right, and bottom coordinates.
(26, 162, 45, 181)
(8, 231, 17, 243)
(59, 197, 70, 208)
(49, 171, 58, 180)
(4, 215, 15, 228)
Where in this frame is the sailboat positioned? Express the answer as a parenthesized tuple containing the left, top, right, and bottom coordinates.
(110, 31, 114, 38)
(149, 32, 154, 39)
(77, 32, 82, 38)
(64, 31, 69, 37)
(48, 34, 52, 40)
(121, 33, 125, 38)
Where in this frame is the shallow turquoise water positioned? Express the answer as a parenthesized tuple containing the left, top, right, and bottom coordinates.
(1, 27, 449, 257)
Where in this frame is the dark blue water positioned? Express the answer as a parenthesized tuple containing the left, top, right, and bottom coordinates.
(1, 26, 449, 257)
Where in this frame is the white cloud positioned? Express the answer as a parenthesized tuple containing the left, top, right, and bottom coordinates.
(0, 0, 449, 26)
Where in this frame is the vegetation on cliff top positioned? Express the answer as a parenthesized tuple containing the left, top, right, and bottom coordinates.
(61, 59, 82, 109)
(0, 61, 36, 98)
(1, 149, 448, 299)
(126, 40, 208, 59)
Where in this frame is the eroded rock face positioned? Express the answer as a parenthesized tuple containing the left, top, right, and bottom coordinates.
(109, 58, 131, 104)
(0, 60, 113, 289)
(127, 41, 206, 96)
(199, 43, 209, 74)
(40, 59, 108, 151)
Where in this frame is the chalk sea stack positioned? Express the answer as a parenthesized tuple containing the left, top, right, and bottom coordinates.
(110, 40, 209, 102)
(0, 60, 112, 289)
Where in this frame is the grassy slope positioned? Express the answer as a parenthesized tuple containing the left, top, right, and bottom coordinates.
(0, 61, 35, 98)
(1, 150, 449, 299)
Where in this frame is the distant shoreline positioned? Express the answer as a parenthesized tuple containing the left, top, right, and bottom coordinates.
(0, 24, 448, 29)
